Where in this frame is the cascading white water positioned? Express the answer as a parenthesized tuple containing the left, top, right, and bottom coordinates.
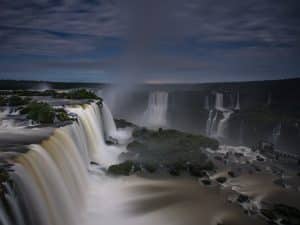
(11, 125, 89, 225)
(235, 92, 240, 110)
(211, 92, 234, 138)
(206, 110, 213, 136)
(102, 102, 117, 139)
(101, 102, 131, 143)
(3, 101, 126, 225)
(210, 111, 219, 137)
(216, 110, 233, 138)
(0, 109, 9, 121)
(66, 103, 123, 167)
(215, 93, 223, 110)
(272, 123, 281, 146)
(142, 91, 168, 129)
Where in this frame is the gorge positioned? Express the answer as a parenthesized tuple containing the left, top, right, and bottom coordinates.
(0, 79, 300, 225)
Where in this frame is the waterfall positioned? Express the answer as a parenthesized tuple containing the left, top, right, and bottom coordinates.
(102, 102, 117, 139)
(216, 110, 233, 138)
(272, 123, 281, 146)
(0, 108, 9, 120)
(234, 92, 240, 110)
(215, 93, 223, 110)
(206, 110, 215, 136)
(3, 101, 126, 225)
(66, 103, 123, 167)
(204, 96, 210, 110)
(101, 102, 131, 143)
(210, 111, 219, 137)
(142, 91, 168, 129)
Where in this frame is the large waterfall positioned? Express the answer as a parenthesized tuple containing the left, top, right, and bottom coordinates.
(101, 102, 131, 143)
(205, 92, 233, 138)
(272, 123, 281, 146)
(216, 110, 233, 138)
(142, 91, 168, 129)
(1, 102, 125, 225)
(215, 93, 224, 110)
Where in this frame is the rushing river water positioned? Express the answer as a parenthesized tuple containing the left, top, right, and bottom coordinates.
(1, 100, 300, 225)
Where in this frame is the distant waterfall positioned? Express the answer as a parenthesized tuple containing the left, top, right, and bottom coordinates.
(2, 102, 125, 225)
(206, 110, 214, 136)
(101, 102, 131, 143)
(215, 93, 224, 110)
(235, 92, 240, 110)
(101, 102, 117, 139)
(142, 91, 168, 129)
(272, 123, 281, 146)
(210, 111, 219, 137)
(0, 108, 9, 120)
(216, 110, 233, 138)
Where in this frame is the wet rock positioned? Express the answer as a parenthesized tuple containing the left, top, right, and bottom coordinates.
(189, 164, 208, 177)
(228, 171, 236, 177)
(201, 179, 211, 185)
(107, 161, 140, 176)
(234, 152, 244, 158)
(273, 178, 286, 188)
(260, 204, 300, 225)
(143, 163, 157, 173)
(216, 176, 227, 184)
(114, 119, 136, 128)
(106, 136, 118, 145)
(214, 156, 223, 161)
(237, 194, 249, 203)
(256, 155, 265, 162)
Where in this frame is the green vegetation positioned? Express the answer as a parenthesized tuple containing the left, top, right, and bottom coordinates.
(108, 161, 140, 176)
(0, 88, 101, 100)
(65, 89, 100, 100)
(55, 108, 72, 122)
(8, 96, 31, 106)
(0, 96, 8, 106)
(0, 95, 31, 106)
(21, 102, 55, 124)
(115, 128, 218, 177)
(232, 106, 282, 125)
(20, 102, 74, 124)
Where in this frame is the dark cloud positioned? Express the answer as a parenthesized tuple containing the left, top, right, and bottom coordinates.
(0, 0, 299, 82)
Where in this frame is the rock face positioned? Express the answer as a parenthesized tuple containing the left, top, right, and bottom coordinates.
(261, 204, 300, 225)
(108, 161, 140, 176)
(110, 128, 218, 177)
(114, 119, 136, 128)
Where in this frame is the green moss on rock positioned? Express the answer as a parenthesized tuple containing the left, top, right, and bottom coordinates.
(66, 89, 100, 100)
(121, 128, 218, 177)
(107, 161, 140, 176)
(21, 102, 55, 124)
(55, 108, 72, 122)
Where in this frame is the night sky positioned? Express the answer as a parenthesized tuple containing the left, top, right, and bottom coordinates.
(0, 0, 300, 83)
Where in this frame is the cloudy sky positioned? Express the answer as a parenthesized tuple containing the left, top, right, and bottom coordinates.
(0, 0, 299, 83)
